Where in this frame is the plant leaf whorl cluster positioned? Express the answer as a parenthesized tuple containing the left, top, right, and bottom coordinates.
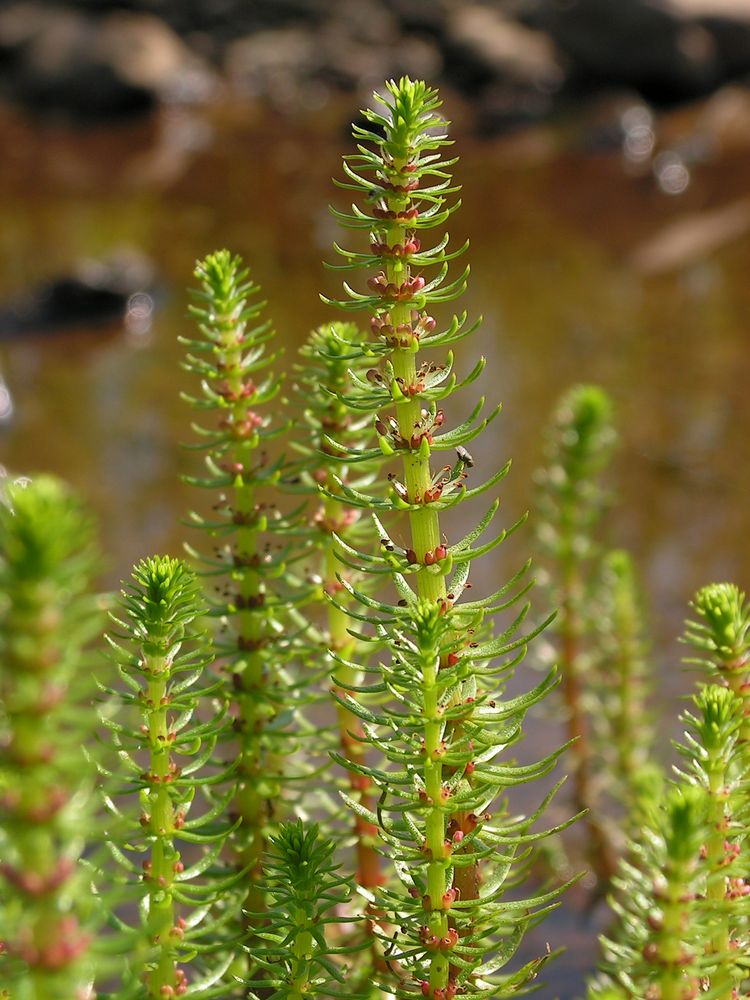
(534, 385, 653, 881)
(247, 819, 367, 1000)
(323, 77, 568, 999)
(103, 555, 238, 998)
(684, 583, 750, 737)
(182, 250, 305, 928)
(591, 786, 707, 1000)
(0, 476, 101, 999)
(591, 583, 750, 999)
(292, 321, 387, 897)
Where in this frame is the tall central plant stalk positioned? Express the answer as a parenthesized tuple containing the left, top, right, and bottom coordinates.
(382, 151, 458, 993)
(337, 84, 467, 994)
(324, 77, 567, 999)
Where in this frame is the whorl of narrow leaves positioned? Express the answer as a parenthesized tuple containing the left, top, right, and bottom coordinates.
(676, 685, 750, 995)
(674, 685, 750, 994)
(686, 583, 750, 659)
(0, 476, 101, 1000)
(684, 582, 750, 775)
(683, 584, 750, 738)
(534, 384, 619, 883)
(292, 320, 384, 614)
(593, 550, 653, 834)
(535, 384, 617, 564)
(594, 786, 706, 1000)
(103, 556, 238, 998)
(291, 321, 385, 896)
(296, 321, 373, 458)
(247, 820, 366, 1000)
(323, 77, 568, 999)
(182, 250, 300, 920)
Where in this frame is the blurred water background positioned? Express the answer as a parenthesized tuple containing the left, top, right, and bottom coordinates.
(1, 1, 749, 995)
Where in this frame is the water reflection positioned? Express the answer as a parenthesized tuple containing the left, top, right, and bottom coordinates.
(621, 103, 655, 166)
(124, 291, 155, 343)
(653, 149, 690, 195)
(0, 374, 13, 424)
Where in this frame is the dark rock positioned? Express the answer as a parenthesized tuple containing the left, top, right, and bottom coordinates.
(0, 5, 155, 119)
(0, 4, 213, 121)
(439, 4, 564, 135)
(539, 0, 721, 101)
(224, 27, 321, 108)
(694, 12, 750, 77)
(476, 81, 560, 135)
(316, 2, 443, 92)
(60, 0, 327, 36)
(444, 5, 564, 94)
(0, 250, 157, 338)
(225, 6, 442, 110)
(384, 0, 451, 39)
(6, 0, 750, 128)
(95, 12, 216, 105)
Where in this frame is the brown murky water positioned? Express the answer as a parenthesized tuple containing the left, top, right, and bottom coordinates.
(1, 90, 749, 996)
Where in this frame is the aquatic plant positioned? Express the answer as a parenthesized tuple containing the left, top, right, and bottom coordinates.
(592, 549, 653, 836)
(535, 386, 653, 878)
(290, 320, 384, 898)
(1, 73, 749, 1000)
(101, 555, 238, 998)
(246, 819, 367, 1000)
(684, 583, 750, 736)
(589, 583, 750, 999)
(181, 250, 303, 933)
(0, 477, 101, 1000)
(589, 785, 707, 1000)
(675, 684, 750, 995)
(318, 75, 571, 998)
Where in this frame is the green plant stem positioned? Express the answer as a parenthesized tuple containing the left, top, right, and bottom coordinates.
(186, 258, 283, 932)
(325, 492, 383, 893)
(637, 789, 704, 1000)
(233, 489, 267, 896)
(724, 656, 750, 742)
(385, 196, 451, 994)
(559, 561, 617, 883)
(601, 552, 651, 823)
(653, 877, 697, 1000)
(220, 307, 268, 900)
(704, 760, 733, 999)
(0, 478, 99, 1000)
(327, 76, 569, 997)
(144, 655, 181, 998)
(106, 556, 234, 996)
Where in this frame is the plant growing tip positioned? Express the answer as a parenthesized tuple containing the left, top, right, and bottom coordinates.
(246, 820, 368, 1000)
(683, 583, 750, 736)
